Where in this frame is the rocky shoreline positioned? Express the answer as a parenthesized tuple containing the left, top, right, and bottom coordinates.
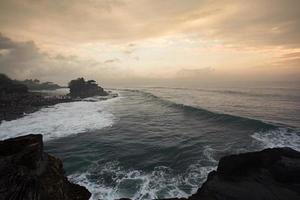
(0, 75, 112, 123)
(0, 73, 73, 122)
(1, 134, 299, 200)
(0, 92, 73, 122)
(163, 147, 300, 200)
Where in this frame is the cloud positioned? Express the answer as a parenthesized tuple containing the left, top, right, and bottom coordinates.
(0, 33, 18, 49)
(122, 43, 137, 55)
(1, 0, 299, 49)
(0, 34, 133, 84)
(104, 58, 120, 64)
(0, 1, 299, 83)
(273, 53, 300, 68)
(0, 33, 46, 77)
(176, 67, 215, 79)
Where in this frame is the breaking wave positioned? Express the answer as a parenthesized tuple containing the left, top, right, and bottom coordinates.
(69, 158, 216, 200)
(252, 128, 300, 151)
(0, 97, 118, 141)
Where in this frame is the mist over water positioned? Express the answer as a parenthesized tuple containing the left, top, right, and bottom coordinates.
(1, 83, 299, 199)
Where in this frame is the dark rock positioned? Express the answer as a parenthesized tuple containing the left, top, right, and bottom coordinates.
(121, 148, 300, 200)
(0, 134, 91, 200)
(0, 74, 72, 122)
(68, 77, 108, 98)
(186, 147, 300, 200)
(0, 73, 28, 94)
(0, 92, 73, 122)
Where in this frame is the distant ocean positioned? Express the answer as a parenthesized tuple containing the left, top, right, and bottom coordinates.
(0, 82, 299, 200)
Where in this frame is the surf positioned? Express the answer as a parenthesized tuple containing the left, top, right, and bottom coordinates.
(0, 97, 118, 141)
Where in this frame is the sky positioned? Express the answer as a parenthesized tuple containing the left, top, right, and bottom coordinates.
(0, 0, 300, 86)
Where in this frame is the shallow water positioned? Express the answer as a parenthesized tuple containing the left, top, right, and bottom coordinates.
(0, 83, 299, 199)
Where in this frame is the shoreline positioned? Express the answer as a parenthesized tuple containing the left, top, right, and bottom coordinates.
(0, 91, 73, 123)
(0, 90, 118, 123)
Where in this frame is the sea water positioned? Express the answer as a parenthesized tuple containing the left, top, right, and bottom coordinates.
(0, 82, 299, 199)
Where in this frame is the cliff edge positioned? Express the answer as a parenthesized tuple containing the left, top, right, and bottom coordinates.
(0, 134, 91, 200)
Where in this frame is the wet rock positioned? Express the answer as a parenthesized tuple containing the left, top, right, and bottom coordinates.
(124, 148, 300, 200)
(186, 147, 300, 200)
(0, 134, 91, 200)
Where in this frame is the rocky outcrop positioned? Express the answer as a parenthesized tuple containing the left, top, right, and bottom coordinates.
(163, 147, 300, 200)
(0, 134, 91, 200)
(0, 92, 73, 122)
(68, 78, 108, 98)
(119, 148, 300, 200)
(0, 73, 28, 94)
(0, 74, 72, 122)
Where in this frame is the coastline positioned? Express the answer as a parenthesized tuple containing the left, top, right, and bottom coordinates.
(1, 134, 299, 200)
(0, 86, 299, 200)
(0, 91, 73, 123)
(0, 89, 118, 123)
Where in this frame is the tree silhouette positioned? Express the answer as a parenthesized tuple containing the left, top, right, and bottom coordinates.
(68, 77, 107, 98)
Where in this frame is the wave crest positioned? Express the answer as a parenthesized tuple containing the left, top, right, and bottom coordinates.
(0, 98, 117, 141)
(122, 89, 276, 130)
(69, 160, 216, 200)
(252, 128, 300, 151)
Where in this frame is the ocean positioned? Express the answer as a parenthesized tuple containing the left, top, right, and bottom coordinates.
(0, 82, 299, 200)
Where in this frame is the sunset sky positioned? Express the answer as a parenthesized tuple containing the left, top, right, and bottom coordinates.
(0, 0, 300, 85)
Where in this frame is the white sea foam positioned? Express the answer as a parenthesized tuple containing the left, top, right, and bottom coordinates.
(203, 145, 218, 163)
(0, 97, 118, 141)
(251, 128, 300, 151)
(69, 161, 216, 200)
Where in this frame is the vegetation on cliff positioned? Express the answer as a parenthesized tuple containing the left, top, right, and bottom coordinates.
(0, 74, 71, 122)
(18, 79, 62, 90)
(68, 77, 108, 98)
(0, 73, 28, 94)
(0, 74, 62, 93)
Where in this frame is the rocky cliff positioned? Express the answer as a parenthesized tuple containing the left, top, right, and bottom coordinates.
(120, 147, 300, 200)
(0, 134, 91, 200)
(68, 78, 108, 98)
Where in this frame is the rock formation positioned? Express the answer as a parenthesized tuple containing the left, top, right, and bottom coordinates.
(0, 73, 28, 94)
(68, 77, 108, 98)
(0, 73, 72, 122)
(119, 147, 300, 200)
(161, 147, 300, 200)
(0, 134, 91, 200)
